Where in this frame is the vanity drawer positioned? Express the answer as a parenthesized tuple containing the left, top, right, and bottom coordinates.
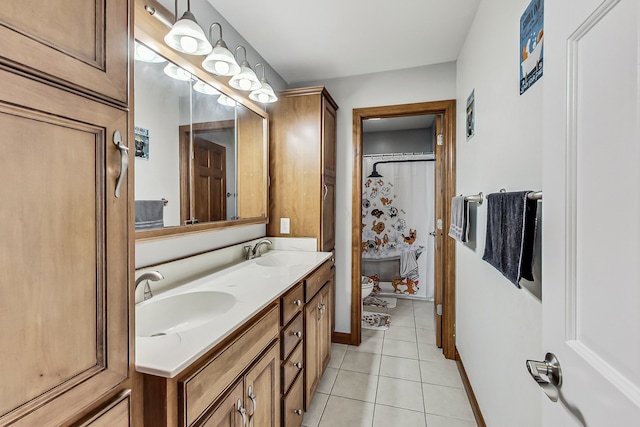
(282, 342, 303, 395)
(182, 305, 279, 426)
(281, 282, 304, 326)
(281, 312, 304, 360)
(282, 371, 304, 427)
(304, 260, 332, 302)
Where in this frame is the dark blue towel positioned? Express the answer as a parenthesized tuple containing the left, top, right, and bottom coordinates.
(482, 191, 538, 287)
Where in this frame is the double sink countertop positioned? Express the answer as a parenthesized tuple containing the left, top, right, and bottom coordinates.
(135, 249, 332, 378)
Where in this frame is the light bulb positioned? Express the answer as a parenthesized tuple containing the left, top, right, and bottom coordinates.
(180, 36, 198, 53)
(239, 78, 251, 90)
(215, 61, 230, 75)
(258, 92, 269, 103)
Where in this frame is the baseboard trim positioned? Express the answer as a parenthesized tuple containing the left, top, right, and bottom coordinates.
(332, 332, 353, 345)
(455, 348, 486, 427)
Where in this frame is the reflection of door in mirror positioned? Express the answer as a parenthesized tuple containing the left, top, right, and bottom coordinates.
(179, 122, 234, 224)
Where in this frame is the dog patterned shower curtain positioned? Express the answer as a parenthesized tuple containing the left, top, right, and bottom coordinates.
(361, 154, 435, 299)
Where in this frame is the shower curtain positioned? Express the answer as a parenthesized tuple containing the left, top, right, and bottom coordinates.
(361, 154, 435, 299)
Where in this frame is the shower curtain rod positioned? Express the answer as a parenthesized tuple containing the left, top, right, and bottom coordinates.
(367, 158, 435, 178)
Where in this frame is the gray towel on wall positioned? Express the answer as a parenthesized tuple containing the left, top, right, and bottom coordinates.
(135, 200, 165, 230)
(482, 191, 538, 287)
(448, 196, 469, 242)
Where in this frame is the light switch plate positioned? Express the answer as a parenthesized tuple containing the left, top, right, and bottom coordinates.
(280, 218, 290, 234)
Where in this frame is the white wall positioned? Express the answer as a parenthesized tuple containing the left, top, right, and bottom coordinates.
(455, 0, 542, 425)
(294, 62, 456, 333)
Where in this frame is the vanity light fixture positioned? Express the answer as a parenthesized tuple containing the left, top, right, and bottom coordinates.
(134, 41, 166, 63)
(228, 46, 261, 91)
(249, 63, 278, 104)
(164, 0, 212, 55)
(193, 79, 220, 95)
(217, 94, 237, 107)
(163, 63, 192, 81)
(202, 23, 241, 76)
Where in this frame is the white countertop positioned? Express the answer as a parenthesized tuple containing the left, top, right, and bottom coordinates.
(135, 250, 332, 378)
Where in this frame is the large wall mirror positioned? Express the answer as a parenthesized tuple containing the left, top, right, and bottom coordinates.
(134, 0, 268, 239)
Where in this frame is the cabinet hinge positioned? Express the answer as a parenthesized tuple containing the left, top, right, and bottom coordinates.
(437, 218, 443, 230)
(436, 304, 443, 316)
(437, 134, 444, 146)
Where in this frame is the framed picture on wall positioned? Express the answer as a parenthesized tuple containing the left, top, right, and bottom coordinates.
(134, 126, 149, 160)
(466, 89, 475, 141)
(520, 0, 544, 94)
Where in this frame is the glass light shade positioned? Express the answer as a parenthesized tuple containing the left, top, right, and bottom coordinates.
(163, 63, 192, 81)
(249, 80, 277, 104)
(202, 44, 241, 76)
(193, 79, 220, 95)
(218, 94, 237, 107)
(164, 12, 212, 55)
(228, 63, 261, 91)
(134, 42, 166, 63)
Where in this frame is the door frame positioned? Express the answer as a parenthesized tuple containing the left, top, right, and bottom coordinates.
(351, 100, 457, 359)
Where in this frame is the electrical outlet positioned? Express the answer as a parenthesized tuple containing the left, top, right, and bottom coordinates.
(280, 218, 290, 234)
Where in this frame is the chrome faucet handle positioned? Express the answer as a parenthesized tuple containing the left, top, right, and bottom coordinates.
(243, 245, 253, 260)
(135, 271, 164, 301)
(252, 239, 273, 258)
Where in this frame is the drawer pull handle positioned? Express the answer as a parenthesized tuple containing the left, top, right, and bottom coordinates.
(237, 399, 247, 426)
(293, 299, 302, 307)
(294, 362, 303, 369)
(248, 385, 257, 413)
(294, 409, 303, 416)
(293, 331, 303, 338)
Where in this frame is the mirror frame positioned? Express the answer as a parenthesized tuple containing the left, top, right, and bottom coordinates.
(134, 0, 269, 240)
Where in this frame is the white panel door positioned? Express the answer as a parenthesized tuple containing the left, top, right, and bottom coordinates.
(541, 0, 640, 424)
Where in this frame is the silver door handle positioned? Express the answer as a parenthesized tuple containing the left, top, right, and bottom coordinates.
(237, 399, 247, 426)
(112, 130, 128, 198)
(429, 231, 436, 236)
(526, 352, 562, 402)
(323, 184, 328, 199)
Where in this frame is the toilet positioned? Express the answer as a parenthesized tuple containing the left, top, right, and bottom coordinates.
(361, 276, 374, 299)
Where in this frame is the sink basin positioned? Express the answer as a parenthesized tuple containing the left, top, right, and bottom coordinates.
(136, 291, 236, 337)
(254, 252, 312, 267)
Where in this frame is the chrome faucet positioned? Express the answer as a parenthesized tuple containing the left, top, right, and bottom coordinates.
(244, 239, 272, 260)
(135, 271, 164, 301)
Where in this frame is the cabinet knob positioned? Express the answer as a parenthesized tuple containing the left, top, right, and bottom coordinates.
(293, 299, 302, 307)
(294, 362, 303, 369)
(294, 409, 303, 416)
(293, 331, 303, 338)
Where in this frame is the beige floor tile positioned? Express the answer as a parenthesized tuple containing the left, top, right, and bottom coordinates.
(331, 370, 379, 403)
(416, 328, 437, 345)
(328, 344, 347, 369)
(390, 304, 414, 316)
(417, 342, 447, 362)
(373, 404, 426, 427)
(384, 325, 417, 342)
(318, 396, 375, 427)
(302, 392, 329, 427)
(316, 367, 339, 394)
(376, 376, 424, 412)
(422, 383, 475, 421)
(341, 350, 382, 375)
(413, 307, 433, 319)
(425, 414, 477, 427)
(415, 315, 435, 330)
(379, 355, 421, 382)
(389, 314, 415, 327)
(362, 328, 386, 338)
(349, 335, 384, 354)
(420, 360, 464, 388)
(382, 338, 419, 359)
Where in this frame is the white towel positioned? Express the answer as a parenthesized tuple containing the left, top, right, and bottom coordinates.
(448, 196, 469, 242)
(400, 250, 419, 281)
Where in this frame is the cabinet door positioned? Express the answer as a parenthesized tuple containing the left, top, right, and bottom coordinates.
(318, 284, 332, 375)
(199, 381, 245, 427)
(0, 0, 129, 105)
(321, 174, 336, 252)
(0, 69, 129, 426)
(322, 97, 337, 178)
(245, 343, 280, 427)
(304, 292, 321, 409)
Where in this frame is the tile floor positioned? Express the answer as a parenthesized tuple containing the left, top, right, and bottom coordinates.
(302, 298, 477, 427)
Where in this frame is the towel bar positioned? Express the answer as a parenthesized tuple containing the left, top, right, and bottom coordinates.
(463, 192, 483, 204)
(527, 191, 543, 201)
(162, 198, 168, 206)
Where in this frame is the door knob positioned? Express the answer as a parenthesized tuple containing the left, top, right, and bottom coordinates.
(526, 352, 562, 402)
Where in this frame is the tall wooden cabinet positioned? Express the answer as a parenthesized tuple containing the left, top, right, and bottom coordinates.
(268, 86, 338, 253)
(0, 2, 133, 425)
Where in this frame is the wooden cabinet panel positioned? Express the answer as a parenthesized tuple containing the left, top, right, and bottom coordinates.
(245, 343, 280, 427)
(281, 282, 304, 326)
(304, 292, 321, 409)
(283, 371, 304, 427)
(282, 343, 304, 395)
(304, 260, 332, 303)
(0, 69, 129, 426)
(322, 97, 337, 178)
(319, 285, 332, 374)
(282, 313, 304, 361)
(237, 104, 267, 220)
(321, 175, 336, 252)
(198, 381, 244, 427)
(82, 392, 132, 427)
(0, 0, 129, 105)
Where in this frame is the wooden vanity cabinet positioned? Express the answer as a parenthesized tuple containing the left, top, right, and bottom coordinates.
(0, 1, 133, 425)
(268, 86, 338, 253)
(280, 283, 305, 427)
(303, 260, 334, 410)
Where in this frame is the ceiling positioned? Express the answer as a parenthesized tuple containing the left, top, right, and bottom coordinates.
(207, 0, 481, 84)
